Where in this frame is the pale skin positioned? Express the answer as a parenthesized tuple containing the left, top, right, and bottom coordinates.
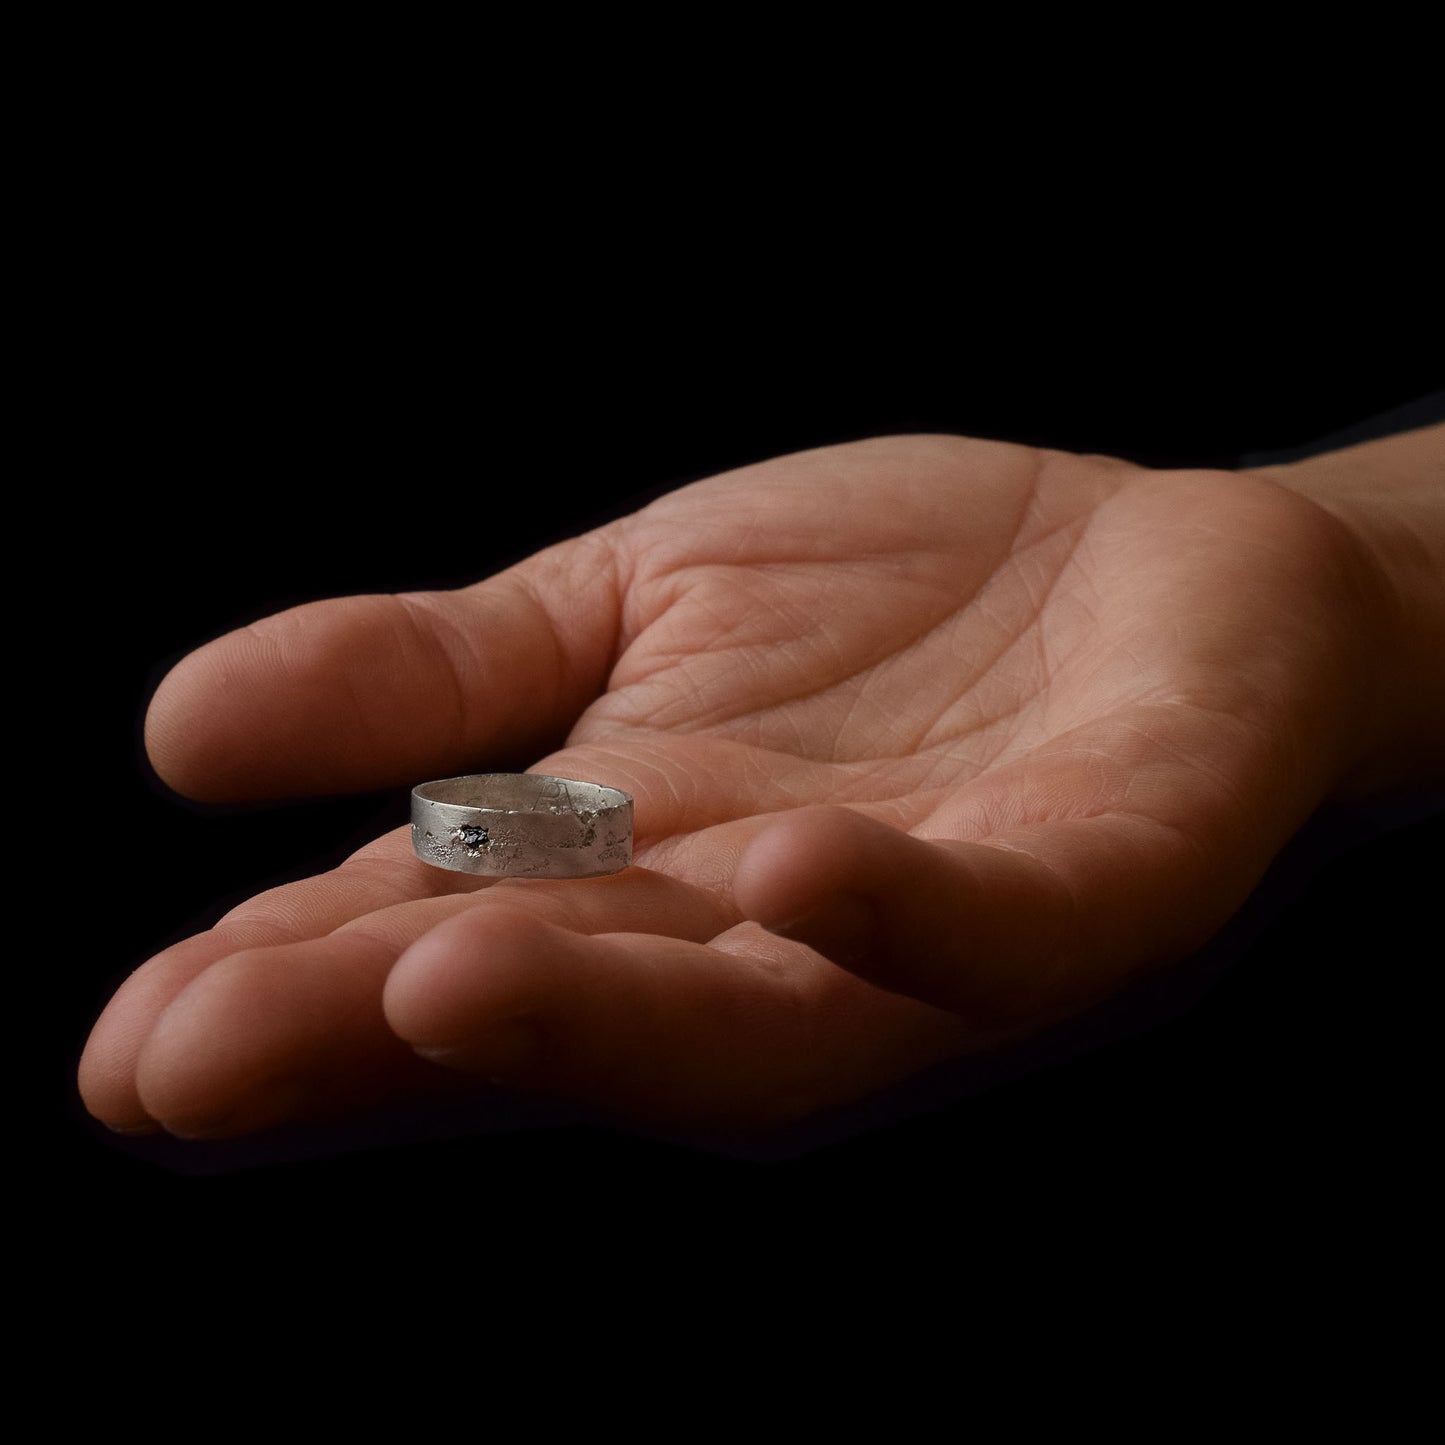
(80, 425, 1445, 1141)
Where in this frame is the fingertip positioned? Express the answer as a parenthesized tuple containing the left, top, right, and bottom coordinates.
(77, 962, 188, 1134)
(383, 907, 557, 1074)
(734, 805, 869, 925)
(77, 1028, 162, 1136)
(129, 934, 419, 1138)
(130, 954, 295, 1137)
(143, 645, 221, 799)
(143, 623, 302, 801)
(733, 805, 901, 959)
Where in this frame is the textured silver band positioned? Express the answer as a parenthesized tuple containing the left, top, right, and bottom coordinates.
(411, 774, 633, 878)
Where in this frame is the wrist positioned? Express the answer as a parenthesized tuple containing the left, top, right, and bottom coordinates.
(1247, 421, 1445, 796)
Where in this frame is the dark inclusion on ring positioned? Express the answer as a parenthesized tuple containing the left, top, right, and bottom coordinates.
(452, 825, 491, 855)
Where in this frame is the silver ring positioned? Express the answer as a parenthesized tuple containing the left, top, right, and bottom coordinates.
(411, 773, 633, 878)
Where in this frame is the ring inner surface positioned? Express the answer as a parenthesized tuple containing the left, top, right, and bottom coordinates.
(415, 774, 624, 815)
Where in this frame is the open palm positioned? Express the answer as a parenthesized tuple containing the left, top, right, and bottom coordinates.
(82, 435, 1372, 1139)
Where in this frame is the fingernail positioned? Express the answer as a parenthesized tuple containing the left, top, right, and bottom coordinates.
(417, 1015, 545, 1079)
(765, 890, 877, 966)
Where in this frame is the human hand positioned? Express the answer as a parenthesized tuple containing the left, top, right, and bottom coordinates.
(79, 428, 1443, 1141)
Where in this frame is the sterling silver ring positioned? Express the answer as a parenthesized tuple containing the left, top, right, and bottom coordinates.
(411, 773, 633, 878)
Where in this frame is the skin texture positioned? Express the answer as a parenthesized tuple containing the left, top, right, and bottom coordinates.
(79, 429, 1443, 1141)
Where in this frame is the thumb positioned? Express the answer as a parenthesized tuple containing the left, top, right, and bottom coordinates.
(145, 531, 623, 801)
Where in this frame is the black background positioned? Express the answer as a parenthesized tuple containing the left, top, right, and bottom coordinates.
(41, 117, 1444, 1271)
